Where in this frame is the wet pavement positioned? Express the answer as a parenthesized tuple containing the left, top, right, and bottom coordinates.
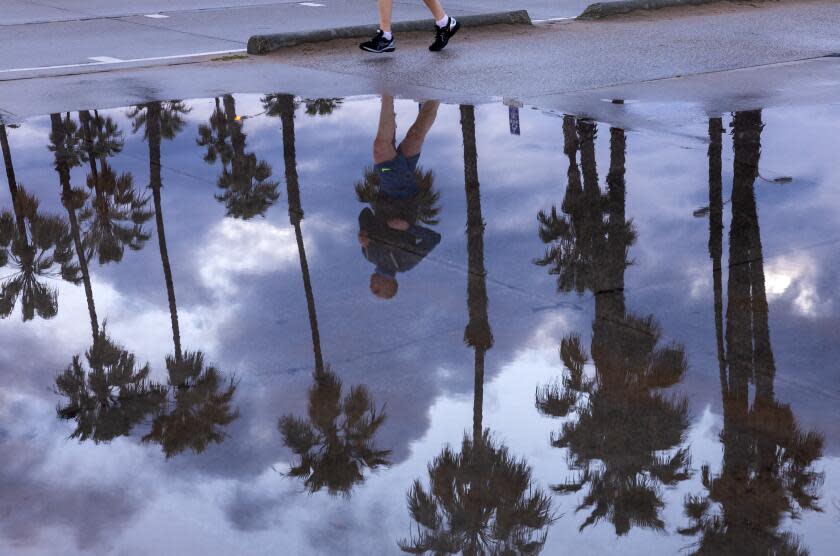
(1, 0, 583, 75)
(1, 89, 839, 556)
(4, 3, 839, 123)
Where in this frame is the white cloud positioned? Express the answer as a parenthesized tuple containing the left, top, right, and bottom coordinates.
(688, 264, 712, 298)
(0, 264, 235, 381)
(765, 269, 793, 295)
(529, 309, 579, 350)
(0, 120, 50, 150)
(763, 254, 826, 318)
(196, 218, 301, 295)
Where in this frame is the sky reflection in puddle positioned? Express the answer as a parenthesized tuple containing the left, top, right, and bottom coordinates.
(1, 93, 839, 555)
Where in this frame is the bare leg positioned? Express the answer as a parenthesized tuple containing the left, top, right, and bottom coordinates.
(421, 0, 446, 21)
(373, 95, 398, 164)
(378, 0, 394, 33)
(399, 100, 440, 158)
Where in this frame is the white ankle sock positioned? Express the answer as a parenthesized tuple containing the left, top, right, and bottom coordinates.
(382, 30, 393, 40)
(435, 15, 450, 28)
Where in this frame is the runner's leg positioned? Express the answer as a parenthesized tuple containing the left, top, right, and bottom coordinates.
(421, 0, 446, 22)
(374, 95, 398, 164)
(399, 100, 440, 158)
(379, 0, 394, 34)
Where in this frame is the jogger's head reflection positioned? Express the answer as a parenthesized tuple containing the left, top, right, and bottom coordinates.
(357, 95, 442, 299)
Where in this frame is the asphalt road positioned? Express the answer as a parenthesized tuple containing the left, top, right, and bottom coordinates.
(3, 0, 583, 23)
(0, 0, 838, 126)
(276, 1, 840, 98)
(0, 0, 586, 74)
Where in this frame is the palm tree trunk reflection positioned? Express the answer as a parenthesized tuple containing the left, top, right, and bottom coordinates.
(146, 101, 183, 363)
(277, 94, 324, 373)
(535, 117, 690, 536)
(708, 117, 726, 392)
(126, 100, 239, 458)
(78, 110, 102, 197)
(50, 113, 99, 342)
(399, 104, 552, 554)
(52, 111, 167, 442)
(1, 124, 29, 243)
(3, 122, 78, 321)
(270, 94, 390, 495)
(680, 111, 824, 554)
(460, 104, 493, 444)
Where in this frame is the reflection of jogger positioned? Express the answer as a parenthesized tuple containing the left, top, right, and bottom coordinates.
(358, 96, 442, 299)
(359, 0, 460, 54)
(373, 95, 436, 207)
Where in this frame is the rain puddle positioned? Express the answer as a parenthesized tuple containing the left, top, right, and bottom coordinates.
(1, 93, 838, 555)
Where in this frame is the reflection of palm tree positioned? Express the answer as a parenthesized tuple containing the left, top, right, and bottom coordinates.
(142, 351, 239, 458)
(56, 327, 167, 443)
(76, 110, 151, 265)
(279, 363, 389, 495)
(0, 124, 25, 236)
(52, 110, 230, 450)
(680, 112, 824, 555)
(197, 97, 233, 167)
(535, 118, 617, 295)
(267, 94, 390, 494)
(199, 94, 279, 219)
(461, 104, 493, 442)
(400, 430, 553, 555)
(542, 323, 690, 536)
(708, 117, 727, 392)
(263, 93, 323, 370)
(127, 100, 191, 362)
(49, 113, 96, 339)
(303, 98, 343, 117)
(400, 106, 553, 555)
(535, 121, 690, 536)
(128, 100, 239, 459)
(49, 113, 167, 443)
(1, 123, 77, 321)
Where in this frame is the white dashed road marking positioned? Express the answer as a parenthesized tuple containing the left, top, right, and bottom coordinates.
(298, 3, 326, 7)
(0, 49, 247, 76)
(144, 14, 170, 19)
(88, 56, 125, 63)
(533, 17, 574, 23)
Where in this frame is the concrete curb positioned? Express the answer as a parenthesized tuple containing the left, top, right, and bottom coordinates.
(247, 10, 532, 55)
(578, 0, 721, 20)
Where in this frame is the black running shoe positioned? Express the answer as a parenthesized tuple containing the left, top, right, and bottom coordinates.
(429, 17, 460, 52)
(360, 30, 395, 53)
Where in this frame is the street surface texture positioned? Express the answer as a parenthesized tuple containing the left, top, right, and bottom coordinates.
(272, 1, 840, 100)
(1, 0, 838, 126)
(1, 0, 582, 23)
(1, 0, 584, 73)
